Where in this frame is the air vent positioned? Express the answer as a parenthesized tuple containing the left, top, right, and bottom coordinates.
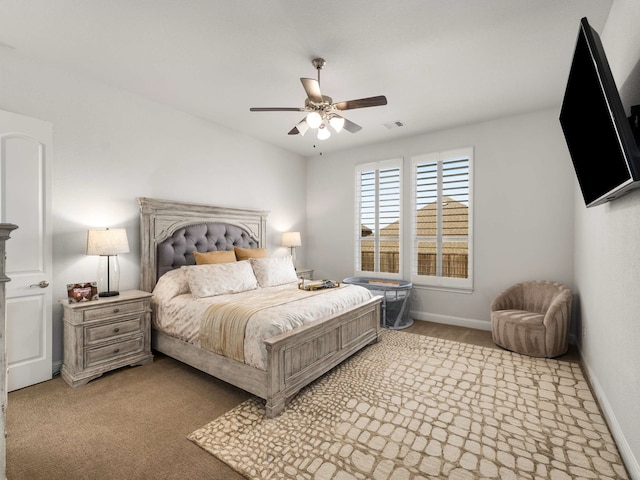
(383, 121, 404, 130)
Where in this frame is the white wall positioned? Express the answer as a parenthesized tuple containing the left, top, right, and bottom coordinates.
(575, 1, 640, 476)
(0, 49, 307, 367)
(306, 108, 575, 329)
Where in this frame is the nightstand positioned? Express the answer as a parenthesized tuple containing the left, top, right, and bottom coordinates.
(61, 290, 153, 387)
(296, 268, 314, 280)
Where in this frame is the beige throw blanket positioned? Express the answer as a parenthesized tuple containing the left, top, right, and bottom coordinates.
(199, 285, 341, 362)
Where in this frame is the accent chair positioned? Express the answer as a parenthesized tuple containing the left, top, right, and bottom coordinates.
(491, 280, 572, 358)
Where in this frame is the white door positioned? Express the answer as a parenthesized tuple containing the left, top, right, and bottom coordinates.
(0, 109, 53, 391)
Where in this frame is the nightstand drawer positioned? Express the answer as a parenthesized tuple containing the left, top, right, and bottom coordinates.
(83, 300, 146, 322)
(85, 336, 144, 368)
(85, 317, 143, 345)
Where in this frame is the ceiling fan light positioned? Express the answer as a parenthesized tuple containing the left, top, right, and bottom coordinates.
(306, 111, 322, 129)
(329, 116, 345, 133)
(317, 125, 331, 140)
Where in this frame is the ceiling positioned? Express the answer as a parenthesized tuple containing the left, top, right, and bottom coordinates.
(0, 0, 613, 157)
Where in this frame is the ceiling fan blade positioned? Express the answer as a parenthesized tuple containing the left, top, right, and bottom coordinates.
(288, 118, 310, 136)
(250, 107, 305, 112)
(334, 95, 388, 111)
(300, 78, 323, 103)
(343, 117, 363, 133)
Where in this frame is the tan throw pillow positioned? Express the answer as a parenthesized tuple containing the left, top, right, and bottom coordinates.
(193, 250, 236, 265)
(234, 246, 267, 261)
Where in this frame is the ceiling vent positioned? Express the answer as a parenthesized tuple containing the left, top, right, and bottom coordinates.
(384, 121, 404, 130)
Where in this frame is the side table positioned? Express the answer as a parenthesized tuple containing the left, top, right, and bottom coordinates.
(61, 290, 153, 387)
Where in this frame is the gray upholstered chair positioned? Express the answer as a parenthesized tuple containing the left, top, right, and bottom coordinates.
(491, 280, 572, 358)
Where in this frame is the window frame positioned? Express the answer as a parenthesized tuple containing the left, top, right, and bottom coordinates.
(354, 158, 403, 280)
(410, 147, 474, 292)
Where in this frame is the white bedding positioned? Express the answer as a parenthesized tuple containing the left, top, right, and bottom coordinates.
(151, 267, 373, 371)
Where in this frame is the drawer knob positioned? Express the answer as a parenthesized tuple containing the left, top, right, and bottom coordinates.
(114, 348, 120, 354)
(113, 327, 120, 333)
(113, 308, 120, 313)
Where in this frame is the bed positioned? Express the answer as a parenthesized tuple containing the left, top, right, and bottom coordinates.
(137, 197, 382, 417)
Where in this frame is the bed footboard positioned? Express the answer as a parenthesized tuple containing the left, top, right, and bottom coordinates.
(263, 295, 381, 418)
(152, 295, 382, 418)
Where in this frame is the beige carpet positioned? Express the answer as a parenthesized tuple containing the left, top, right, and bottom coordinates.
(189, 330, 628, 480)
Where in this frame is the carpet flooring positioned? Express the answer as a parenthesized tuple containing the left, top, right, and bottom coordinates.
(4, 322, 605, 479)
(190, 330, 627, 479)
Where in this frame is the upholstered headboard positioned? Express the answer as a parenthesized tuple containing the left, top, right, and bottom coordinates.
(156, 222, 259, 278)
(137, 197, 268, 292)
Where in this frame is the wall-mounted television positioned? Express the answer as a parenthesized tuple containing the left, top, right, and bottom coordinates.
(559, 17, 640, 207)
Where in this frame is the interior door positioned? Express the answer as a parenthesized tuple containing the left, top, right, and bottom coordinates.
(0, 109, 53, 391)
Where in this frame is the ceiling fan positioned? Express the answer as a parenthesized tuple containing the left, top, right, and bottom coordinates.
(249, 58, 388, 140)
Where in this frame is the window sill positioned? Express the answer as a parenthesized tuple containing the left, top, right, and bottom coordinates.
(411, 283, 474, 294)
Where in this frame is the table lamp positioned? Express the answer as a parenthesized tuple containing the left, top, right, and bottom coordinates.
(86, 228, 130, 297)
(281, 231, 301, 269)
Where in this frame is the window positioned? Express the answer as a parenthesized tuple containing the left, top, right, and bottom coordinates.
(411, 148, 473, 290)
(355, 158, 402, 278)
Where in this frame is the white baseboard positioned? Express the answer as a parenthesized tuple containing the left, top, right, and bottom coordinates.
(410, 310, 491, 331)
(412, 311, 582, 345)
(579, 352, 639, 479)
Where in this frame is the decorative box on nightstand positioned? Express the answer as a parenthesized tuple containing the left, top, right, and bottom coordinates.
(296, 268, 314, 280)
(60, 290, 153, 387)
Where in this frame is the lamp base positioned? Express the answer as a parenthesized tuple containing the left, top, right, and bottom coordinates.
(99, 291, 120, 298)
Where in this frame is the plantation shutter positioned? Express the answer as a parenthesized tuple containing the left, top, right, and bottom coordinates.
(355, 159, 402, 276)
(412, 148, 473, 290)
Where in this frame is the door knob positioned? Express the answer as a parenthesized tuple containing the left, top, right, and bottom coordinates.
(30, 280, 49, 288)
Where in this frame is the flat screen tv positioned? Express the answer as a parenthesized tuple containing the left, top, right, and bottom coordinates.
(559, 17, 640, 207)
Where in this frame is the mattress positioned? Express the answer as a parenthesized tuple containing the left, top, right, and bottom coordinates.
(151, 265, 373, 371)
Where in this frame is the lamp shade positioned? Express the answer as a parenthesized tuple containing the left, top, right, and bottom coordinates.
(317, 125, 331, 140)
(305, 112, 322, 129)
(281, 231, 301, 248)
(86, 228, 130, 256)
(329, 116, 345, 133)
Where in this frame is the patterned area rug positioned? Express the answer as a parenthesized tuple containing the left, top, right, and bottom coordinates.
(189, 331, 628, 479)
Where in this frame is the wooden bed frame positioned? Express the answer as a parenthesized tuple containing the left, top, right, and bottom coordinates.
(137, 197, 381, 417)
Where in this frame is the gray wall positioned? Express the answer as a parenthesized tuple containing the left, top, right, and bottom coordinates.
(575, 0, 640, 475)
(0, 49, 307, 369)
(306, 108, 575, 330)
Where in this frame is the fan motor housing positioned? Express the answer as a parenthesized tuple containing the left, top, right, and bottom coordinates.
(305, 96, 333, 110)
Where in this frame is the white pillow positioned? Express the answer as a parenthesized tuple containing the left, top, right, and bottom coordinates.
(183, 260, 258, 298)
(152, 268, 189, 302)
(250, 255, 298, 287)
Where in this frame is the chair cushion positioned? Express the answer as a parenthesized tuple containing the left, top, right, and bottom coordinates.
(493, 309, 544, 325)
(491, 309, 546, 357)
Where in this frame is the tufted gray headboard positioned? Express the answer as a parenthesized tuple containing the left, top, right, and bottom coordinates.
(157, 222, 258, 278)
(137, 197, 269, 292)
